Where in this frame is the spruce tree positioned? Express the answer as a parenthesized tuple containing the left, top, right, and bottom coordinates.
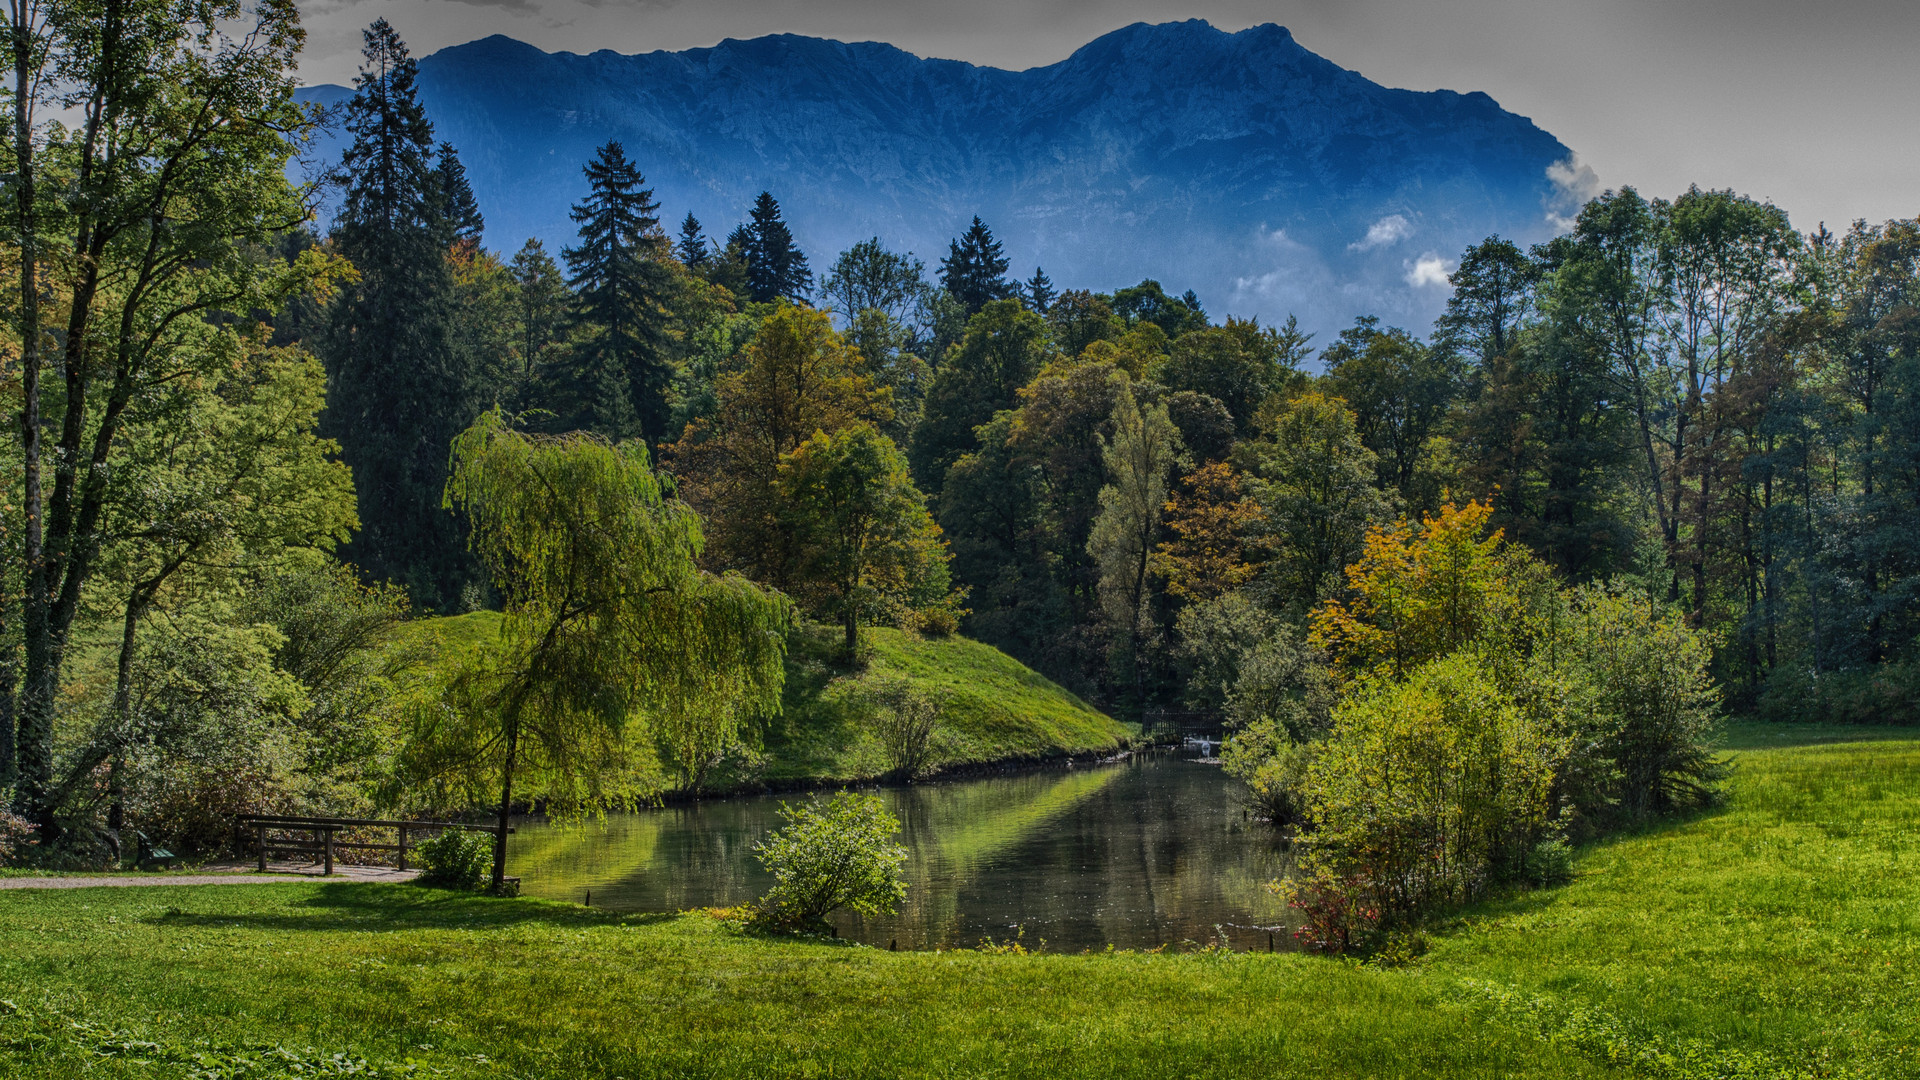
(1025, 266, 1055, 313)
(742, 192, 811, 303)
(941, 216, 1012, 315)
(433, 141, 485, 248)
(563, 140, 676, 446)
(322, 19, 486, 609)
(509, 239, 570, 409)
(677, 212, 712, 270)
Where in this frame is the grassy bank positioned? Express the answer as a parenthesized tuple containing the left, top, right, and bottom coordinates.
(393, 614, 1130, 790)
(1, 724, 1916, 1078)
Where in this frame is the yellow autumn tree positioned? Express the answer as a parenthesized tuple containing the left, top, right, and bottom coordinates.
(1308, 501, 1552, 683)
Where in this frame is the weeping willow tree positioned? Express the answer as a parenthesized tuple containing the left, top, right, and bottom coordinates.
(413, 411, 791, 888)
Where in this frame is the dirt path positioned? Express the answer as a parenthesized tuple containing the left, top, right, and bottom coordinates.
(0, 862, 419, 890)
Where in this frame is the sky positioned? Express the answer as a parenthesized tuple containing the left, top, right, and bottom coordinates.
(292, 0, 1920, 237)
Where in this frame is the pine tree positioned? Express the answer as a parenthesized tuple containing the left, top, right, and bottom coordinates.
(742, 192, 812, 303)
(677, 212, 712, 270)
(433, 141, 485, 248)
(1025, 266, 1055, 313)
(563, 140, 676, 445)
(322, 19, 487, 609)
(941, 216, 1011, 315)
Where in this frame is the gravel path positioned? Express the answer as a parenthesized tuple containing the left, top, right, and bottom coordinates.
(0, 862, 419, 889)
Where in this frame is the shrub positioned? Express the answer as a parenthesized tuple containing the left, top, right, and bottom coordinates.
(1221, 717, 1316, 832)
(1297, 652, 1561, 928)
(417, 828, 492, 890)
(751, 792, 907, 929)
(1555, 587, 1723, 820)
(0, 810, 34, 867)
(866, 676, 943, 779)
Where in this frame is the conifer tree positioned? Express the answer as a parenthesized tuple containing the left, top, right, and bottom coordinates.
(323, 19, 487, 609)
(1025, 267, 1056, 313)
(742, 192, 812, 303)
(433, 141, 485, 248)
(677, 212, 712, 270)
(563, 140, 676, 445)
(941, 217, 1012, 315)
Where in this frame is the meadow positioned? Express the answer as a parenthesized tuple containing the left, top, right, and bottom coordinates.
(0, 723, 1913, 1079)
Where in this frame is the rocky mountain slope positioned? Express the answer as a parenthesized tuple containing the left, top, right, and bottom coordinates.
(298, 20, 1578, 335)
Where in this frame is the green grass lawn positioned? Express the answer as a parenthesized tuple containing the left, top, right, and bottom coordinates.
(2, 723, 1914, 1079)
(388, 613, 1131, 789)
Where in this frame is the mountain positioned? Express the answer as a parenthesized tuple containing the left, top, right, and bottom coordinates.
(296, 20, 1580, 337)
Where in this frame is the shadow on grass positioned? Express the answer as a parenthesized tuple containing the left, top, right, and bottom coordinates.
(1717, 720, 1920, 752)
(151, 882, 684, 934)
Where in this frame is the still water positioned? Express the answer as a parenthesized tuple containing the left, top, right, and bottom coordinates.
(508, 752, 1296, 951)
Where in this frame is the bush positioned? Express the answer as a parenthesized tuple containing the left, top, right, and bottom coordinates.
(1221, 717, 1316, 832)
(751, 792, 907, 929)
(866, 677, 943, 779)
(1297, 652, 1560, 929)
(1556, 587, 1723, 820)
(0, 810, 34, 867)
(417, 828, 492, 890)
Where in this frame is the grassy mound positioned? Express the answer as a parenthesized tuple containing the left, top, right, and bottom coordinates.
(383, 614, 1129, 788)
(759, 624, 1128, 785)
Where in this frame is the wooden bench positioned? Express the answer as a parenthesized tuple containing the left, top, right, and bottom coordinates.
(236, 815, 511, 877)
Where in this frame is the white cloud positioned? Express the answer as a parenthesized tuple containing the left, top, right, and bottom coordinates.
(1404, 253, 1454, 289)
(1545, 154, 1602, 231)
(1349, 213, 1413, 252)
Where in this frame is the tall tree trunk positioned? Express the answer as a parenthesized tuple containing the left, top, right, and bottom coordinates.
(491, 711, 521, 891)
(10, 2, 51, 830)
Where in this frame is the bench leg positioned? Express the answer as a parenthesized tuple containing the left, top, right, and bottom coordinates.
(323, 829, 334, 876)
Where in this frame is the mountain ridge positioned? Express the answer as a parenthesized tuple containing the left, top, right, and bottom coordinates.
(298, 20, 1578, 335)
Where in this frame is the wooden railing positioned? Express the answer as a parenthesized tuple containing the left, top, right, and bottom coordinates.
(236, 815, 512, 876)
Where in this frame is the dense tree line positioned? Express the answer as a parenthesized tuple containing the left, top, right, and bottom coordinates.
(5, 11, 1917, 873)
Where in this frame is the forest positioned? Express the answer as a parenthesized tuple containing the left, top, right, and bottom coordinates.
(3, 2, 1919, 936)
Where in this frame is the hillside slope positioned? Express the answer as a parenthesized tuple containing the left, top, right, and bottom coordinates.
(298, 20, 1577, 335)
(388, 615, 1128, 789)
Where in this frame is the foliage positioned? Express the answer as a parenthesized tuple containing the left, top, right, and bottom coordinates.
(777, 425, 954, 652)
(1308, 501, 1550, 683)
(416, 828, 492, 890)
(1152, 462, 1260, 602)
(1220, 722, 1316, 831)
(940, 217, 1012, 314)
(751, 792, 908, 928)
(1088, 387, 1185, 710)
(412, 412, 790, 884)
(1296, 652, 1562, 931)
(1551, 586, 1724, 820)
(741, 192, 812, 303)
(322, 19, 490, 611)
(1237, 391, 1392, 615)
(910, 300, 1055, 492)
(863, 676, 944, 779)
(670, 303, 887, 591)
(562, 140, 677, 445)
(0, 811, 33, 867)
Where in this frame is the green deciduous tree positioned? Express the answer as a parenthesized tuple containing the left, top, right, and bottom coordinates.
(426, 411, 791, 888)
(778, 424, 952, 653)
(1089, 387, 1185, 713)
(3, 0, 337, 830)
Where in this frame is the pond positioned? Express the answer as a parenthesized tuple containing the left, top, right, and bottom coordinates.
(507, 751, 1297, 951)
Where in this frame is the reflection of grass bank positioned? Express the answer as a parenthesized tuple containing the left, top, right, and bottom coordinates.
(0, 883, 1609, 1080)
(392, 615, 1131, 791)
(910, 767, 1122, 877)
